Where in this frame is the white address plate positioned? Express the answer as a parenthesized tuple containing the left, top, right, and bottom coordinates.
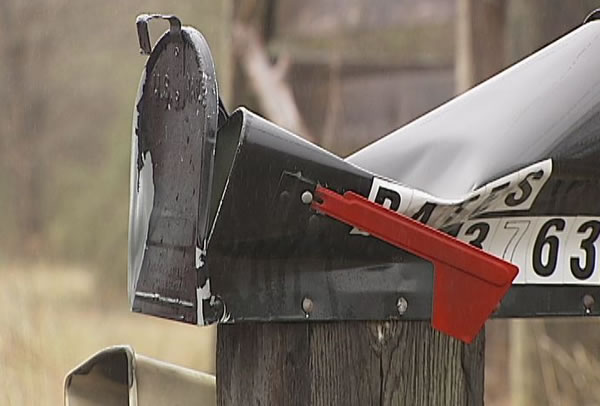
(456, 216, 600, 285)
(356, 159, 600, 285)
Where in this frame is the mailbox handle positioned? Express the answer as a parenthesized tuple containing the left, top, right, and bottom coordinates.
(311, 185, 518, 343)
(136, 14, 182, 55)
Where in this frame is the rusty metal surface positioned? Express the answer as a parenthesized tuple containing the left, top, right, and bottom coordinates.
(129, 22, 218, 324)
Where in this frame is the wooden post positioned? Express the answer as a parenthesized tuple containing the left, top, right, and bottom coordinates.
(217, 322, 484, 405)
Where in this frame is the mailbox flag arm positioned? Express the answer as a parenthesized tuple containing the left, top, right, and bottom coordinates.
(311, 185, 518, 343)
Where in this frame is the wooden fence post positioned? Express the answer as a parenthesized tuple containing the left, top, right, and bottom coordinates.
(217, 321, 484, 405)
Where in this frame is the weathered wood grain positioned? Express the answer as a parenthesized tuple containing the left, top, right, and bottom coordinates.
(217, 321, 484, 406)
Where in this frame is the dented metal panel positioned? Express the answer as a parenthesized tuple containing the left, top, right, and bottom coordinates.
(129, 16, 218, 324)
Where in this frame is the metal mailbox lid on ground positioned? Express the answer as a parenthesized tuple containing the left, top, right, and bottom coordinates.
(128, 14, 600, 343)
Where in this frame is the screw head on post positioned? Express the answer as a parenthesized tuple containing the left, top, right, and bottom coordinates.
(396, 297, 408, 315)
(583, 294, 595, 314)
(301, 191, 313, 205)
(302, 297, 314, 317)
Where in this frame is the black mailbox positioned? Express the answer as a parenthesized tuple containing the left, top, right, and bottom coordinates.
(129, 14, 600, 343)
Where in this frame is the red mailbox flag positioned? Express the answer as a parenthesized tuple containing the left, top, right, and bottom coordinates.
(312, 185, 518, 343)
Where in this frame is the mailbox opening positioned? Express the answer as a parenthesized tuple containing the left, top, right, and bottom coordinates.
(208, 110, 244, 238)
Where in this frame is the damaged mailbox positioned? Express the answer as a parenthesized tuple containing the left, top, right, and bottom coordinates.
(129, 14, 600, 344)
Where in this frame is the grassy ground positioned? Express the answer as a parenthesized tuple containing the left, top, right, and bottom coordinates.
(0, 263, 215, 405)
(4, 263, 600, 405)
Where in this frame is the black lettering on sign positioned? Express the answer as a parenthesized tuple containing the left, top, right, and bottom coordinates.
(505, 170, 544, 207)
(473, 183, 510, 215)
(411, 203, 437, 225)
(570, 220, 600, 280)
(440, 195, 481, 226)
(464, 222, 490, 249)
(533, 218, 565, 277)
(374, 187, 401, 211)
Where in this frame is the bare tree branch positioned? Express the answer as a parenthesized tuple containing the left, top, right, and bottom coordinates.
(232, 21, 314, 141)
(320, 54, 342, 150)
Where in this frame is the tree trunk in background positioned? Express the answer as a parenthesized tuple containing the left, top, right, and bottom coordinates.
(0, 0, 55, 256)
(230, 0, 311, 139)
(217, 0, 234, 108)
(217, 322, 484, 405)
(455, 0, 507, 94)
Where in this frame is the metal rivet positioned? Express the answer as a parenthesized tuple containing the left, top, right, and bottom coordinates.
(583, 294, 595, 314)
(302, 297, 313, 317)
(301, 191, 313, 204)
(396, 297, 408, 315)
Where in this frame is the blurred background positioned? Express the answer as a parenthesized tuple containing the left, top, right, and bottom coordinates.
(2, 0, 600, 404)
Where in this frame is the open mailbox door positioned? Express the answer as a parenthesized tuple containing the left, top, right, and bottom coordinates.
(128, 14, 600, 343)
